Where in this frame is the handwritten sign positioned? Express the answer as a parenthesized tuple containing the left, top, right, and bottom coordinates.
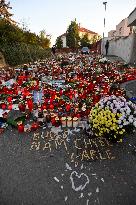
(31, 130, 68, 152)
(74, 137, 115, 161)
(30, 130, 116, 164)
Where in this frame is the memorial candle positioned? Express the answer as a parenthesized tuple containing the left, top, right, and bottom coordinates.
(18, 123, 24, 133)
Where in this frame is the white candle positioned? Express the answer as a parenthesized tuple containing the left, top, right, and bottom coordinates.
(61, 117, 67, 127)
(67, 117, 72, 128)
(73, 117, 79, 127)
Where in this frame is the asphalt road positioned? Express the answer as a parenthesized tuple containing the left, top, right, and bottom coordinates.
(0, 80, 136, 205)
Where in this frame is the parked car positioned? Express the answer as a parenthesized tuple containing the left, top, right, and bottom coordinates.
(81, 47, 90, 54)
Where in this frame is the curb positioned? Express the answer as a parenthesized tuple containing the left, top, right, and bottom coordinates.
(120, 80, 136, 98)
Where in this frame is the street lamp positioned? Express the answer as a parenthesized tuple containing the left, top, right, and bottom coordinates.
(102, 1, 107, 55)
(103, 1, 107, 38)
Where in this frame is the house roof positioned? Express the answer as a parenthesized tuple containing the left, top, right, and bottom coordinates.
(128, 7, 136, 17)
(59, 27, 98, 38)
(59, 33, 66, 38)
(78, 27, 97, 35)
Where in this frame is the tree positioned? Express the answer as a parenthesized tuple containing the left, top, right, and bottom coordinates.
(39, 30, 46, 40)
(24, 31, 38, 45)
(0, 18, 24, 43)
(66, 20, 80, 48)
(39, 30, 51, 48)
(80, 33, 90, 47)
(20, 18, 30, 32)
(0, 0, 15, 24)
(91, 34, 102, 44)
(55, 36, 63, 49)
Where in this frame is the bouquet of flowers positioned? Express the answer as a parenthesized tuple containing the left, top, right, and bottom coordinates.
(99, 57, 110, 64)
(89, 95, 136, 142)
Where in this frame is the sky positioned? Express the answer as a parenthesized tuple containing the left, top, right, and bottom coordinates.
(10, 0, 136, 45)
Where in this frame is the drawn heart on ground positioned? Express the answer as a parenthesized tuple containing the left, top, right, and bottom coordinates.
(70, 171, 90, 191)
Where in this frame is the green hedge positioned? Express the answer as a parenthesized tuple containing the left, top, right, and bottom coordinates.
(0, 42, 51, 66)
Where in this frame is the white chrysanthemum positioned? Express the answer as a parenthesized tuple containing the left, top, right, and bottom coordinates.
(123, 122, 127, 126)
(113, 100, 117, 104)
(118, 120, 122, 124)
(129, 118, 133, 123)
(119, 115, 125, 120)
(125, 121, 130, 125)
(133, 121, 136, 127)
(107, 101, 111, 105)
(119, 125, 123, 128)
(120, 108, 124, 112)
(128, 101, 133, 105)
(113, 109, 117, 114)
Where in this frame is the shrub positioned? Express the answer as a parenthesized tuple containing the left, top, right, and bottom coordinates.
(0, 42, 51, 66)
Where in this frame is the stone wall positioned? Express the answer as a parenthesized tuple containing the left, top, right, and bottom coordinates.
(128, 8, 136, 26)
(101, 33, 136, 64)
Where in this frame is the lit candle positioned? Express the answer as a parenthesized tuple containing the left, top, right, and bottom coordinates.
(67, 116, 72, 128)
(55, 116, 60, 127)
(46, 114, 51, 123)
(18, 123, 24, 133)
(18, 103, 26, 112)
(61, 117, 67, 128)
(7, 96, 12, 103)
(27, 98, 33, 112)
(1, 103, 7, 110)
(8, 104, 12, 110)
(31, 122, 39, 131)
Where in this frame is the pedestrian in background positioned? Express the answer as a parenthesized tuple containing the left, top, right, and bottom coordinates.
(105, 40, 109, 56)
(52, 45, 56, 55)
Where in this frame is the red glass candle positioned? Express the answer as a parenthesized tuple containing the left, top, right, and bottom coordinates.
(51, 117, 56, 126)
(18, 103, 26, 112)
(46, 114, 51, 123)
(50, 98, 53, 104)
(41, 104, 46, 110)
(76, 113, 80, 118)
(3, 87, 7, 94)
(18, 124, 24, 133)
(31, 122, 39, 131)
(2, 112, 8, 119)
(59, 90, 63, 96)
(1, 103, 7, 110)
(45, 99, 49, 104)
(7, 96, 12, 103)
(8, 104, 12, 110)
(50, 104, 54, 110)
(69, 94, 73, 100)
(66, 104, 71, 112)
(27, 99, 33, 112)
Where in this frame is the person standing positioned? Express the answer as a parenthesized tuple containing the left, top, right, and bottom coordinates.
(105, 40, 109, 56)
(51, 45, 56, 55)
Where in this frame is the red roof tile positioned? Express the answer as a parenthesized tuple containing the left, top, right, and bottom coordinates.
(79, 27, 97, 34)
(59, 27, 98, 38)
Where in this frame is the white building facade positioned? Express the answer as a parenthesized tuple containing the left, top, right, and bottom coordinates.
(101, 8, 136, 64)
(58, 26, 99, 48)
